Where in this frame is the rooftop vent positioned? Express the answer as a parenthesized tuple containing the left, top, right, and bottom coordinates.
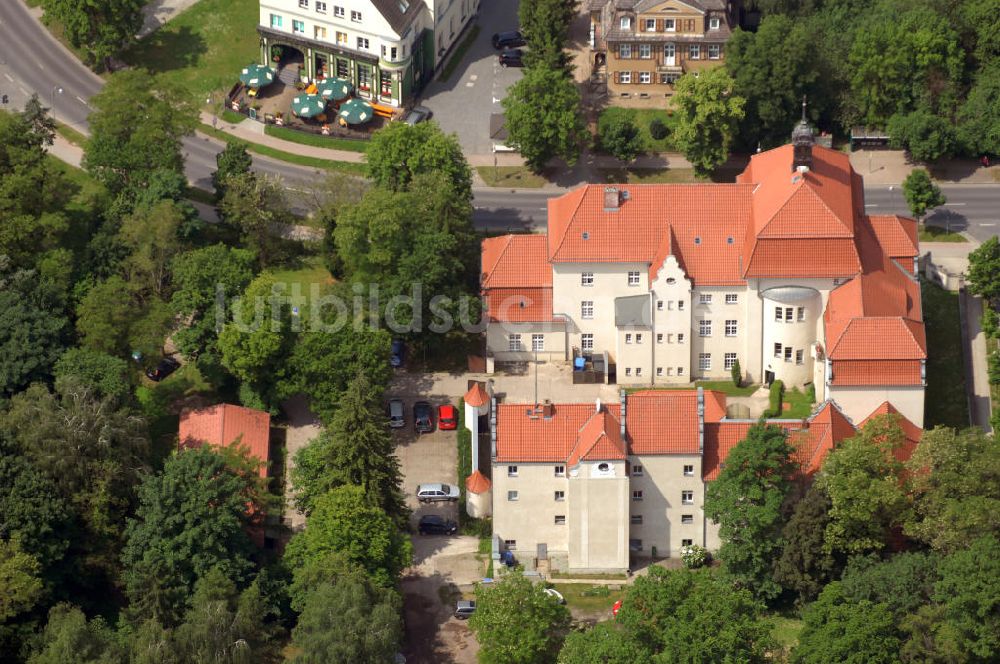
(694, 236, 701, 245)
(595, 398, 602, 413)
(603, 187, 620, 210)
(726, 236, 734, 244)
(582, 231, 590, 240)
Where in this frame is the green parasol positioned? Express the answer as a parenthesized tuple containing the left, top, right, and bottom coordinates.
(291, 94, 327, 118)
(239, 63, 276, 90)
(316, 77, 353, 101)
(338, 98, 374, 125)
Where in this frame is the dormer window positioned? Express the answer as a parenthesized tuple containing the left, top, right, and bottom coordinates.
(709, 17, 720, 29)
(620, 16, 631, 29)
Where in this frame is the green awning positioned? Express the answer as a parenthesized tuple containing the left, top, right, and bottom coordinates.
(291, 94, 327, 118)
(316, 77, 353, 101)
(239, 63, 276, 90)
(338, 98, 374, 125)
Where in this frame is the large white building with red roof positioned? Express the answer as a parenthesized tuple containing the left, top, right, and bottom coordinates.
(481, 127, 925, 428)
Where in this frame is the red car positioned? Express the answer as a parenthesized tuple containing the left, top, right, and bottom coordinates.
(438, 404, 458, 430)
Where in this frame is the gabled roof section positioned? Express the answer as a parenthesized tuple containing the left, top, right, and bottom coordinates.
(464, 382, 489, 408)
(481, 234, 551, 289)
(466, 470, 492, 494)
(827, 318, 926, 360)
(568, 409, 626, 466)
(485, 288, 555, 323)
(370, 0, 422, 36)
(867, 214, 918, 261)
(790, 401, 857, 475)
(179, 404, 271, 477)
(625, 390, 702, 454)
(495, 403, 621, 463)
(859, 402, 922, 462)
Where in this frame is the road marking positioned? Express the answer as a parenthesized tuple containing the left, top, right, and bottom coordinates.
(492, 96, 501, 104)
(864, 204, 878, 208)
(943, 202, 966, 206)
(980, 223, 997, 227)
(3, 73, 13, 83)
(19, 86, 29, 95)
(76, 95, 88, 105)
(466, 81, 474, 87)
(469, 74, 478, 81)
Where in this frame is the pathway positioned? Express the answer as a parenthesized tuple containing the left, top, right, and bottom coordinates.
(139, 0, 201, 37)
(280, 394, 321, 531)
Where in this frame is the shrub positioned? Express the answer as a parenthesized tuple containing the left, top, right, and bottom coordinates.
(983, 306, 999, 340)
(765, 380, 785, 417)
(649, 118, 669, 140)
(988, 351, 1000, 385)
(730, 358, 742, 387)
(601, 115, 642, 162)
(681, 544, 710, 569)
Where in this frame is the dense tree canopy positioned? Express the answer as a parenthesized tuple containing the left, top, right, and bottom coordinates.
(501, 67, 585, 172)
(793, 582, 901, 664)
(966, 236, 1000, 303)
(42, 0, 144, 69)
(557, 622, 651, 664)
(52, 349, 131, 402)
(671, 68, 746, 177)
(901, 168, 946, 222)
(364, 121, 472, 200)
(773, 483, 842, 605)
(0, 277, 68, 396)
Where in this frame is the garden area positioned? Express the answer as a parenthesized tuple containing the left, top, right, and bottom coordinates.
(597, 107, 676, 153)
(921, 279, 969, 428)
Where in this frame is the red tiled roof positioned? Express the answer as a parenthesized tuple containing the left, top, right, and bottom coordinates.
(179, 404, 271, 478)
(484, 287, 555, 322)
(464, 382, 489, 408)
(703, 421, 805, 480)
(828, 319, 926, 360)
(831, 360, 924, 386)
(481, 235, 551, 289)
(859, 402, 922, 462)
(465, 470, 492, 494)
(568, 410, 626, 466)
(495, 403, 622, 463)
(867, 214, 918, 261)
(743, 238, 861, 278)
(626, 390, 702, 454)
(704, 390, 728, 422)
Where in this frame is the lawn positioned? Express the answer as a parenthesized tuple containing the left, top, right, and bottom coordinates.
(264, 125, 370, 152)
(598, 107, 675, 153)
(781, 386, 816, 419)
(628, 380, 759, 397)
(919, 225, 967, 242)
(55, 122, 88, 146)
(771, 616, 804, 651)
(122, 0, 259, 102)
(921, 279, 969, 428)
(198, 123, 369, 175)
(550, 584, 625, 614)
(475, 165, 548, 188)
(268, 256, 334, 294)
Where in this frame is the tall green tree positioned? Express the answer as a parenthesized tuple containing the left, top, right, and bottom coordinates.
(558, 622, 652, 664)
(119, 199, 185, 298)
(966, 236, 1000, 303)
(0, 538, 44, 623)
(364, 121, 472, 200)
(28, 604, 124, 664)
(705, 423, 795, 603)
(888, 109, 958, 163)
(84, 70, 198, 196)
(671, 68, 746, 177)
(502, 67, 585, 172)
(469, 568, 571, 664)
(793, 582, 901, 664)
(218, 173, 292, 267)
(616, 567, 774, 662)
(0, 275, 68, 396)
(53, 348, 132, 403)
(599, 113, 642, 163)
(960, 0, 1000, 66)
(957, 63, 1000, 158)
(816, 415, 910, 556)
(122, 446, 261, 626)
(290, 576, 402, 664)
(901, 168, 946, 222)
(291, 374, 406, 522)
(284, 485, 411, 588)
(518, 0, 574, 69)
(773, 483, 842, 605)
(933, 535, 1000, 661)
(212, 141, 254, 202)
(838, 551, 939, 621)
(42, 0, 144, 69)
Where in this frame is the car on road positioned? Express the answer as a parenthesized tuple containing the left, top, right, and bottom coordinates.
(491, 30, 525, 49)
(418, 514, 458, 535)
(417, 483, 460, 503)
(543, 588, 565, 604)
(498, 49, 524, 68)
(388, 398, 405, 428)
(454, 600, 476, 619)
(390, 338, 405, 368)
(145, 357, 180, 382)
(414, 400, 434, 433)
(403, 105, 433, 125)
(438, 404, 458, 430)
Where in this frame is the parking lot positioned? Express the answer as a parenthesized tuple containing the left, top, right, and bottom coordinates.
(418, 0, 524, 154)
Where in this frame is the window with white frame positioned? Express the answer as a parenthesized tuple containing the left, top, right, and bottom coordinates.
(554, 465, 565, 477)
(725, 293, 738, 304)
(678, 300, 685, 311)
(351, 9, 362, 21)
(625, 367, 632, 376)
(582, 334, 594, 351)
(681, 514, 694, 524)
(699, 319, 712, 337)
(628, 270, 641, 285)
(683, 464, 694, 476)
(581, 272, 594, 286)
(636, 367, 643, 377)
(631, 463, 643, 476)
(665, 18, 675, 31)
(784, 346, 793, 362)
(667, 333, 674, 343)
(532, 334, 544, 352)
(699, 293, 712, 304)
(665, 367, 672, 376)
(620, 16, 631, 29)
(507, 491, 518, 501)
(796, 349, 804, 365)
(709, 16, 720, 29)
(681, 490, 694, 505)
(724, 353, 737, 370)
(668, 301, 674, 310)
(336, 31, 348, 45)
(619, 43, 632, 58)
(657, 333, 664, 343)
(639, 71, 652, 84)
(775, 307, 783, 321)
(630, 538, 643, 550)
(554, 515, 566, 525)
(645, 18, 655, 31)
(709, 44, 721, 59)
(619, 71, 632, 84)
(357, 36, 369, 49)
(270, 13, 283, 27)
(625, 333, 633, 344)
(678, 366, 685, 376)
(636, 333, 644, 344)
(631, 514, 643, 524)
(555, 490, 565, 501)
(334, 5, 344, 17)
(681, 538, 693, 547)
(632, 490, 644, 501)
(314, 26, 327, 39)
(508, 334, 522, 352)
(504, 539, 516, 549)
(507, 465, 518, 477)
(298, 0, 308, 7)
(689, 44, 700, 59)
(698, 353, 711, 370)
(786, 307, 794, 321)
(725, 319, 737, 336)
(797, 306, 805, 321)
(660, 72, 680, 85)
(292, 19, 305, 33)
(316, 0, 327, 11)
(581, 301, 594, 319)
(657, 300, 664, 311)
(678, 333, 685, 343)
(639, 44, 651, 59)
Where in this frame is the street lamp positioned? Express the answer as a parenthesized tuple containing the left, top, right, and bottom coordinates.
(50, 85, 63, 109)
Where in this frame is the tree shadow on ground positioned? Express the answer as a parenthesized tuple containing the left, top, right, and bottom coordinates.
(124, 26, 207, 74)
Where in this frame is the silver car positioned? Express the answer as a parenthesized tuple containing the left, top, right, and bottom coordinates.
(403, 105, 432, 125)
(416, 483, 460, 503)
(388, 398, 405, 428)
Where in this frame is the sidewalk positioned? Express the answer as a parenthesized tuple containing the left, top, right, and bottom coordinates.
(849, 149, 1000, 185)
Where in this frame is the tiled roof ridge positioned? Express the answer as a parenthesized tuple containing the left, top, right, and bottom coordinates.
(759, 180, 855, 239)
(481, 235, 512, 287)
(570, 408, 624, 464)
(549, 187, 589, 261)
(829, 316, 926, 359)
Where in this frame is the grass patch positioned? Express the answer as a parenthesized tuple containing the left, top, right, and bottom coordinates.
(597, 167, 701, 184)
(198, 124, 368, 175)
(627, 381, 759, 397)
(475, 165, 547, 188)
(122, 0, 259, 102)
(771, 616, 804, 650)
(597, 107, 675, 152)
(55, 122, 88, 146)
(922, 279, 969, 428)
(267, 255, 334, 292)
(550, 584, 625, 613)
(439, 25, 481, 82)
(265, 124, 369, 152)
(781, 386, 816, 419)
(221, 108, 247, 124)
(919, 225, 967, 242)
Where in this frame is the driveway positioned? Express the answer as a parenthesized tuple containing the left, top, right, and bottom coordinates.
(418, 0, 524, 155)
(281, 394, 321, 531)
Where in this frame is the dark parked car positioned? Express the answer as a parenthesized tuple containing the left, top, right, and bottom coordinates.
(390, 338, 405, 368)
(413, 401, 434, 433)
(403, 105, 433, 125)
(454, 600, 476, 619)
(145, 357, 180, 382)
(498, 49, 524, 68)
(492, 30, 525, 49)
(418, 514, 458, 535)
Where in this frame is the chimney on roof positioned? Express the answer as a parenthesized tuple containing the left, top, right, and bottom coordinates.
(603, 186, 620, 210)
(595, 397, 602, 413)
(791, 96, 814, 173)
